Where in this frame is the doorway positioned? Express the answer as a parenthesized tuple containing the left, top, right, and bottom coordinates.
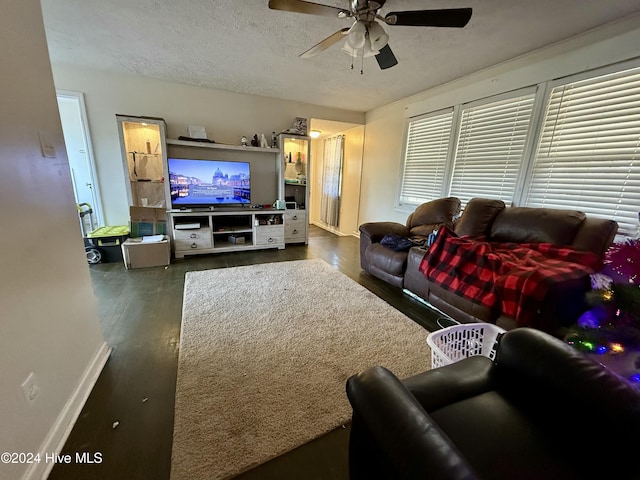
(56, 90, 103, 229)
(309, 119, 364, 236)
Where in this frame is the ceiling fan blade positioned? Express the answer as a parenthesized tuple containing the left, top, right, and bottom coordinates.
(384, 8, 472, 28)
(300, 28, 350, 58)
(375, 44, 398, 70)
(268, 0, 350, 18)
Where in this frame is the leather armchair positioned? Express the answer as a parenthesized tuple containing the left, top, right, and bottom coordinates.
(346, 328, 640, 480)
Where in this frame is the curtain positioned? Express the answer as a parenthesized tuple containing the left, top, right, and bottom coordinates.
(321, 135, 344, 227)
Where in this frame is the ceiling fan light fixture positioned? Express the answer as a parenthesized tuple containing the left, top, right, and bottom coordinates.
(343, 35, 379, 58)
(368, 22, 389, 51)
(346, 20, 366, 49)
(363, 37, 380, 58)
(341, 43, 358, 57)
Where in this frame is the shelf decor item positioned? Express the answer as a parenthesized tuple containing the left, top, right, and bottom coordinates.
(293, 117, 308, 135)
(188, 125, 208, 140)
(284, 152, 297, 180)
(295, 151, 304, 175)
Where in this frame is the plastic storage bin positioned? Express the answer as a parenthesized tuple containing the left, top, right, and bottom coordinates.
(427, 323, 506, 368)
(85, 226, 129, 263)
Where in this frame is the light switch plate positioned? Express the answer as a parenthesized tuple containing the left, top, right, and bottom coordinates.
(38, 130, 56, 158)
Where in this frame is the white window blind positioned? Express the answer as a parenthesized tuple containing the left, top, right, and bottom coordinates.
(399, 110, 453, 205)
(449, 93, 535, 206)
(525, 66, 640, 235)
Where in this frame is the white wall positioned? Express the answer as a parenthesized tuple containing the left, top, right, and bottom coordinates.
(50, 66, 365, 226)
(0, 2, 108, 479)
(360, 15, 640, 226)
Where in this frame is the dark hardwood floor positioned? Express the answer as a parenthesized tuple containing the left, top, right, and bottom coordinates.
(48, 226, 442, 480)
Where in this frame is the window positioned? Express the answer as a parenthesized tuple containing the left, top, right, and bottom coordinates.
(399, 61, 640, 235)
(449, 92, 536, 206)
(399, 92, 537, 209)
(399, 109, 453, 205)
(524, 65, 640, 235)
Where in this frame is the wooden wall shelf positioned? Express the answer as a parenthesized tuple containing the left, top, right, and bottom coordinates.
(166, 139, 279, 154)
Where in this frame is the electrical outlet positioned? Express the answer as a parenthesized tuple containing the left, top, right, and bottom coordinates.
(21, 372, 40, 405)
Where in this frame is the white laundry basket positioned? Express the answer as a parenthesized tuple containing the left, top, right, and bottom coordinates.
(427, 323, 506, 368)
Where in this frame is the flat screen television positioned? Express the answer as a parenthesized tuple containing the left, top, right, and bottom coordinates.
(168, 157, 250, 208)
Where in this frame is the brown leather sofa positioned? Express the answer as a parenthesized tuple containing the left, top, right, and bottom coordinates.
(360, 197, 618, 332)
(359, 197, 461, 288)
(346, 327, 640, 480)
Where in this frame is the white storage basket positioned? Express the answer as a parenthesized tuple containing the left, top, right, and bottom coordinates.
(427, 323, 506, 368)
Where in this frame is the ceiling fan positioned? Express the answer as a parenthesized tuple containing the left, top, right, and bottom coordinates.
(268, 0, 472, 71)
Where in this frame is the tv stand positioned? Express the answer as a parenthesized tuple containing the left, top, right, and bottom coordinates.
(169, 209, 284, 258)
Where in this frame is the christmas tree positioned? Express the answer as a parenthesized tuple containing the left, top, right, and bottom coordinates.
(567, 238, 640, 353)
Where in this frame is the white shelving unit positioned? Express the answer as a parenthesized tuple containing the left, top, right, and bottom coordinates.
(165, 138, 278, 153)
(279, 134, 310, 244)
(117, 115, 168, 209)
(165, 137, 286, 257)
(170, 209, 284, 258)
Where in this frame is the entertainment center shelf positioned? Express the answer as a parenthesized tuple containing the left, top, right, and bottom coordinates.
(170, 209, 284, 258)
(166, 138, 279, 154)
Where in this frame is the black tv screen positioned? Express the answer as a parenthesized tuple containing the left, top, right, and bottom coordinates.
(168, 158, 250, 208)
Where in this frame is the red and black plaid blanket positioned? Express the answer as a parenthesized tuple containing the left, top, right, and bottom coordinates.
(419, 227, 602, 326)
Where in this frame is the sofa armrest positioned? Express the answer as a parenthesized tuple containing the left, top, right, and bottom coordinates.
(346, 366, 480, 480)
(359, 222, 410, 243)
(359, 222, 410, 271)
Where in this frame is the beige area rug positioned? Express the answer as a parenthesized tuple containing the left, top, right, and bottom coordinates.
(171, 259, 431, 479)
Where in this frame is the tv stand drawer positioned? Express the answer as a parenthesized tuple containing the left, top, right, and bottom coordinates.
(174, 227, 212, 250)
(255, 225, 284, 246)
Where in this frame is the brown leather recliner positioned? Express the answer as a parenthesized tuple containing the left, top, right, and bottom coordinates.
(359, 197, 461, 288)
(346, 328, 640, 480)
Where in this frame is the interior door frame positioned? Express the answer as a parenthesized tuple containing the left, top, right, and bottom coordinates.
(56, 89, 104, 226)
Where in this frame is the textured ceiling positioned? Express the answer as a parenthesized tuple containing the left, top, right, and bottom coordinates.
(41, 0, 640, 112)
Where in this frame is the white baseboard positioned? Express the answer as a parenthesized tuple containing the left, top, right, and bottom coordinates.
(310, 221, 351, 236)
(23, 342, 112, 480)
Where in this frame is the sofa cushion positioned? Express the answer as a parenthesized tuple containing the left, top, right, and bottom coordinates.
(571, 217, 618, 256)
(490, 207, 585, 245)
(454, 198, 506, 237)
(366, 243, 408, 277)
(407, 197, 461, 237)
